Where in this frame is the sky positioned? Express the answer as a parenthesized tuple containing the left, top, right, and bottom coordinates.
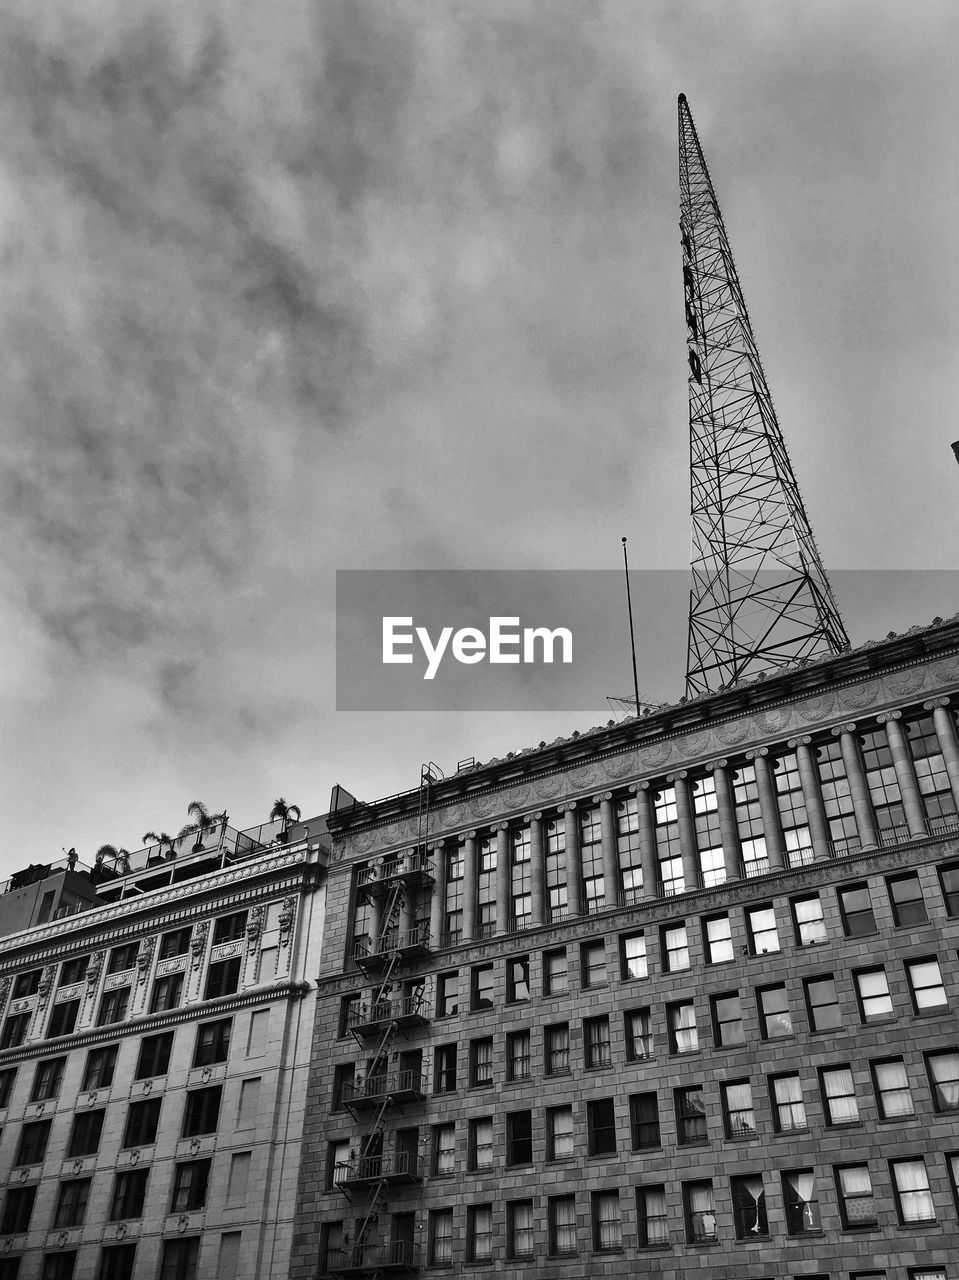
(0, 0, 957, 880)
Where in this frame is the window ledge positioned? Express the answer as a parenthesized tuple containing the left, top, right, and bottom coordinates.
(896, 1219, 940, 1229)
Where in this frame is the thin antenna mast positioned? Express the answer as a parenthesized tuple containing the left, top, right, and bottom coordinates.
(679, 94, 849, 697)
(622, 537, 641, 714)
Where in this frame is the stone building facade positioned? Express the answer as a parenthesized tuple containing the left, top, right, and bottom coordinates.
(291, 616, 959, 1280)
(0, 824, 327, 1280)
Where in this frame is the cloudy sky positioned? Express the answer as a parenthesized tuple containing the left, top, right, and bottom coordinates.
(0, 0, 957, 880)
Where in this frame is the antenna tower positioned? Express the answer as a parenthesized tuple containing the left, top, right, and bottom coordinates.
(679, 94, 848, 697)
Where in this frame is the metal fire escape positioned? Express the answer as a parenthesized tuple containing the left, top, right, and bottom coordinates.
(326, 767, 440, 1279)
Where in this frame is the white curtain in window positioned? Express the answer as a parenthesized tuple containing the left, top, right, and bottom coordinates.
(825, 1068, 858, 1121)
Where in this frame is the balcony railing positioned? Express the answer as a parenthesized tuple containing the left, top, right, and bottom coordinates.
(326, 1240, 419, 1275)
(878, 823, 912, 847)
(742, 856, 770, 879)
(931, 814, 959, 835)
(347, 997, 430, 1037)
(352, 924, 431, 968)
(336, 1150, 422, 1188)
(786, 844, 815, 868)
(342, 1070, 425, 1109)
(356, 851, 434, 892)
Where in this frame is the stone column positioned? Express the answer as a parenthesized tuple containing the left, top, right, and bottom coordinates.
(529, 813, 545, 926)
(428, 844, 446, 946)
(707, 759, 742, 881)
(927, 697, 959, 812)
(670, 772, 699, 892)
(495, 825, 511, 933)
(461, 832, 477, 942)
(747, 748, 785, 869)
(834, 724, 878, 851)
(790, 736, 831, 861)
(598, 793, 619, 909)
(563, 804, 583, 917)
(879, 711, 927, 838)
(633, 783, 658, 900)
(370, 891, 385, 942)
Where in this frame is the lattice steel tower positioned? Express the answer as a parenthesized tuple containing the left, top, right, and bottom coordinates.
(679, 94, 848, 697)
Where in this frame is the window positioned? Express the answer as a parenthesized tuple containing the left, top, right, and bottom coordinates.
(586, 1098, 617, 1156)
(872, 1058, 914, 1118)
(547, 1105, 574, 1160)
(584, 1016, 611, 1068)
(625, 1007, 653, 1060)
(428, 1209, 453, 1266)
(820, 1066, 859, 1125)
(122, 1098, 162, 1147)
(939, 862, 959, 916)
(548, 1194, 577, 1256)
(792, 893, 828, 945)
(182, 1086, 222, 1136)
(637, 1185, 668, 1247)
(159, 928, 191, 959)
(805, 975, 842, 1031)
(110, 1170, 149, 1220)
(0, 1067, 15, 1108)
(668, 1001, 698, 1054)
(42, 1257, 76, 1280)
(722, 1080, 756, 1138)
(835, 1164, 876, 1227)
(15, 1119, 51, 1165)
(890, 1158, 936, 1223)
(926, 1049, 959, 1111)
(855, 968, 894, 1022)
(338, 994, 360, 1038)
(909, 1271, 947, 1280)
(771, 1075, 806, 1131)
(703, 914, 733, 964)
(67, 1109, 105, 1158)
(1, 1012, 30, 1049)
(468, 1116, 493, 1170)
(327, 1140, 350, 1190)
(782, 1168, 820, 1233)
(170, 1160, 211, 1212)
(52, 1178, 91, 1229)
(543, 948, 568, 995)
(591, 1190, 621, 1251)
(31, 1056, 66, 1102)
(683, 1180, 717, 1242)
(757, 985, 792, 1038)
(436, 972, 458, 1017)
(136, 1032, 174, 1079)
(46, 1002, 79, 1039)
(469, 1037, 493, 1087)
(545, 1023, 570, 1075)
(149, 973, 183, 1013)
(212, 911, 247, 945)
(81, 1045, 117, 1092)
(470, 964, 494, 1010)
(839, 884, 877, 937)
(433, 1044, 456, 1093)
(507, 1030, 531, 1081)
(747, 905, 780, 954)
(507, 957, 530, 1002)
(204, 957, 241, 999)
(907, 957, 948, 1011)
(711, 992, 744, 1047)
(507, 1200, 534, 1259)
(108, 943, 139, 974)
(431, 1123, 455, 1176)
(467, 1205, 493, 1262)
(0, 1185, 36, 1233)
(59, 957, 89, 986)
(97, 1244, 137, 1280)
(629, 1092, 660, 1149)
(193, 1019, 231, 1067)
(581, 940, 606, 987)
(662, 924, 690, 971)
(12, 970, 41, 999)
(620, 932, 647, 979)
(887, 873, 927, 926)
(731, 1174, 767, 1237)
(675, 1086, 707, 1145)
(507, 1110, 533, 1165)
(97, 987, 130, 1027)
(158, 1238, 200, 1280)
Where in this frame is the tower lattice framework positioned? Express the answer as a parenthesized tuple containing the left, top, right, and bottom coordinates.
(679, 94, 848, 697)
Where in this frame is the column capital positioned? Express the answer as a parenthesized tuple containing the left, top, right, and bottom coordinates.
(705, 758, 728, 772)
(493, 823, 509, 833)
(924, 696, 951, 710)
(745, 747, 768, 760)
(561, 802, 577, 814)
(524, 811, 542, 823)
(667, 770, 688, 783)
(639, 780, 653, 792)
(430, 844, 445, 855)
(877, 710, 902, 724)
(831, 722, 858, 736)
(464, 830, 477, 840)
(788, 735, 812, 747)
(592, 792, 614, 803)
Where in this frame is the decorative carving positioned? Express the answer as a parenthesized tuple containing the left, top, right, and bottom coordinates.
(641, 743, 672, 768)
(706, 759, 728, 773)
(190, 922, 209, 971)
(178, 1214, 190, 1232)
(798, 694, 836, 722)
(188, 1140, 200, 1158)
(135, 938, 155, 985)
(503, 787, 531, 808)
(603, 752, 638, 780)
(888, 668, 926, 695)
(568, 767, 599, 789)
(246, 906, 264, 953)
(115, 1224, 127, 1240)
(840, 681, 879, 709)
(924, 696, 951, 710)
(36, 965, 56, 1011)
(787, 735, 812, 748)
(0, 978, 10, 1010)
(831, 722, 857, 737)
(683, 732, 712, 757)
(745, 747, 768, 761)
(933, 659, 959, 682)
(84, 953, 104, 1004)
(715, 720, 751, 746)
(877, 710, 902, 724)
(759, 708, 792, 734)
(534, 777, 562, 800)
(278, 897, 297, 947)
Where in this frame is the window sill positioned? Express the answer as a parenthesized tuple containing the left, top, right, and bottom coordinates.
(896, 1218, 940, 1229)
(840, 1224, 879, 1232)
(585, 1064, 613, 1073)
